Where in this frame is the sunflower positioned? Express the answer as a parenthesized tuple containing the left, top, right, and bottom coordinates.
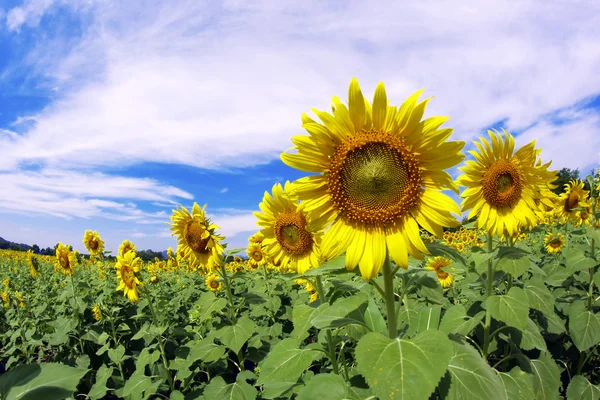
(119, 240, 136, 257)
(294, 278, 319, 303)
(254, 181, 323, 274)
(282, 78, 464, 280)
(247, 242, 266, 266)
(575, 205, 592, 227)
(27, 250, 40, 278)
(544, 232, 566, 254)
(556, 179, 591, 224)
(83, 230, 105, 257)
(14, 291, 24, 308)
(169, 203, 225, 271)
(425, 256, 455, 288)
(55, 243, 77, 275)
(1, 291, 9, 308)
(150, 275, 159, 284)
(115, 250, 143, 303)
(205, 273, 223, 292)
(457, 130, 555, 237)
(249, 231, 264, 244)
(92, 304, 102, 321)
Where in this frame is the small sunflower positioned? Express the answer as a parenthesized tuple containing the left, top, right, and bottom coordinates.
(247, 242, 266, 266)
(169, 203, 225, 271)
(92, 304, 102, 321)
(205, 273, 223, 292)
(150, 275, 159, 284)
(55, 243, 77, 275)
(1, 291, 9, 308)
(575, 205, 592, 227)
(544, 232, 566, 254)
(115, 250, 143, 303)
(119, 240, 136, 257)
(294, 278, 319, 302)
(254, 181, 323, 274)
(249, 231, 264, 244)
(556, 180, 590, 223)
(27, 250, 40, 278)
(83, 230, 105, 257)
(425, 256, 455, 288)
(282, 78, 465, 280)
(14, 291, 24, 308)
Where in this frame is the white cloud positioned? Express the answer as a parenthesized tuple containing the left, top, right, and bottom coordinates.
(219, 187, 228, 193)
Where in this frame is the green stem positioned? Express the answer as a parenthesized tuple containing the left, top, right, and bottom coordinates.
(587, 238, 596, 311)
(382, 250, 397, 339)
(110, 319, 125, 381)
(482, 232, 495, 359)
(315, 276, 340, 375)
(69, 275, 84, 354)
(219, 264, 237, 324)
(147, 296, 174, 391)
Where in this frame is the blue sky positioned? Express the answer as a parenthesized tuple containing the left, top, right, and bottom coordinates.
(0, 0, 599, 253)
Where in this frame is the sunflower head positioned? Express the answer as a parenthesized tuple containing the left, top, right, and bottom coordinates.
(115, 250, 143, 303)
(249, 231, 264, 244)
(281, 78, 465, 279)
(55, 243, 77, 275)
(83, 230, 105, 256)
(558, 179, 590, 222)
(544, 232, 565, 254)
(119, 240, 136, 257)
(246, 242, 265, 265)
(92, 304, 102, 321)
(205, 273, 223, 292)
(425, 256, 455, 288)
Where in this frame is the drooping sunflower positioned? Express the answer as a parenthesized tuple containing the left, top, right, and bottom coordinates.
(1, 291, 9, 308)
(425, 256, 455, 288)
(55, 243, 77, 275)
(92, 304, 102, 321)
(557, 180, 590, 223)
(294, 278, 319, 303)
(27, 249, 40, 278)
(254, 181, 323, 274)
(115, 250, 143, 303)
(169, 203, 225, 271)
(281, 78, 465, 280)
(83, 230, 105, 257)
(205, 272, 223, 292)
(457, 130, 555, 237)
(544, 232, 566, 254)
(119, 240, 136, 257)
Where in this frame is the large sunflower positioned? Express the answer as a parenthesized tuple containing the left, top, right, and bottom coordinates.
(254, 181, 323, 274)
(169, 203, 225, 271)
(115, 250, 143, 302)
(557, 180, 590, 223)
(55, 243, 77, 275)
(281, 78, 464, 280)
(457, 130, 555, 237)
(83, 230, 105, 257)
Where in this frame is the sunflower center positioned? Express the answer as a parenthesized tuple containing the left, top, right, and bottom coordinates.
(120, 265, 135, 288)
(566, 192, 580, 211)
(328, 129, 422, 225)
(210, 279, 220, 289)
(274, 212, 314, 256)
(89, 240, 98, 251)
(549, 240, 562, 248)
(252, 251, 262, 261)
(60, 256, 68, 268)
(184, 221, 210, 253)
(482, 160, 523, 208)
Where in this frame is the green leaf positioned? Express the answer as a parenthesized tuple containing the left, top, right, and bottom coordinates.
(108, 344, 126, 364)
(169, 390, 185, 400)
(291, 303, 328, 340)
(524, 279, 555, 316)
(485, 287, 529, 331)
(439, 305, 484, 336)
(505, 319, 547, 352)
(197, 292, 228, 323)
(135, 348, 160, 370)
(566, 375, 600, 400)
(364, 299, 387, 334)
(122, 372, 152, 397)
(217, 316, 256, 354)
(530, 352, 561, 400)
(256, 338, 315, 399)
(302, 256, 347, 276)
(203, 376, 257, 400)
(496, 254, 531, 278)
(355, 330, 452, 400)
(188, 338, 226, 363)
(565, 248, 597, 274)
(444, 339, 506, 400)
(498, 367, 535, 400)
(426, 242, 467, 266)
(311, 293, 369, 329)
(296, 374, 361, 400)
(542, 261, 570, 287)
(0, 363, 88, 400)
(569, 301, 600, 352)
(417, 306, 442, 333)
(87, 365, 113, 400)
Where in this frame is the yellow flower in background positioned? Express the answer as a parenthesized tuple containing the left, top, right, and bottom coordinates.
(557, 180, 590, 223)
(169, 203, 225, 271)
(247, 242, 266, 266)
(425, 256, 455, 288)
(150, 275, 159, 284)
(83, 230, 105, 257)
(119, 240, 136, 257)
(3, 278, 10, 290)
(575, 205, 592, 227)
(115, 250, 143, 302)
(27, 250, 40, 278)
(254, 181, 323, 274)
(1, 291, 9, 308)
(294, 278, 319, 303)
(92, 304, 102, 321)
(14, 291, 24, 308)
(249, 231, 264, 244)
(55, 243, 77, 275)
(544, 232, 566, 254)
(167, 247, 174, 258)
(205, 273, 223, 292)
(282, 78, 465, 280)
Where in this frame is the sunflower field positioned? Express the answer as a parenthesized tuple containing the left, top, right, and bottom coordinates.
(1, 78, 600, 400)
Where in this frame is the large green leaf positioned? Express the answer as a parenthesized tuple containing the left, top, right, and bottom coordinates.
(485, 287, 529, 331)
(530, 352, 561, 400)
(291, 303, 328, 340)
(439, 305, 484, 336)
(565, 248, 597, 274)
(296, 374, 362, 400)
(498, 367, 535, 400)
(426, 242, 467, 266)
(566, 375, 600, 400)
(87, 365, 114, 400)
(355, 330, 452, 400)
(197, 293, 228, 323)
(311, 293, 369, 329)
(443, 339, 506, 400)
(496, 248, 531, 278)
(0, 363, 88, 400)
(568, 301, 600, 352)
(504, 318, 547, 352)
(417, 306, 442, 333)
(216, 316, 256, 354)
(122, 372, 154, 397)
(256, 338, 315, 399)
(524, 279, 554, 316)
(203, 376, 257, 400)
(188, 338, 226, 363)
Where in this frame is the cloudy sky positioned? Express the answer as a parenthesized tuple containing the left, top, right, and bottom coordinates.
(1, 0, 599, 253)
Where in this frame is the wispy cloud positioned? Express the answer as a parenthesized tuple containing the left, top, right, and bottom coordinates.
(219, 187, 228, 193)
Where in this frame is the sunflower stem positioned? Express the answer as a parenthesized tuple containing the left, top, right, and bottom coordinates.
(220, 263, 238, 325)
(382, 250, 398, 339)
(587, 238, 596, 311)
(315, 276, 340, 375)
(482, 232, 495, 359)
(147, 295, 174, 391)
(69, 275, 84, 354)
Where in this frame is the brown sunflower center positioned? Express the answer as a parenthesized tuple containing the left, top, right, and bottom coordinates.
(482, 160, 523, 208)
(184, 221, 210, 253)
(210, 279, 220, 289)
(59, 256, 68, 268)
(89, 240, 99, 251)
(252, 251, 263, 261)
(549, 240, 562, 248)
(328, 129, 422, 225)
(274, 212, 313, 256)
(566, 192, 580, 211)
(120, 265, 135, 288)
